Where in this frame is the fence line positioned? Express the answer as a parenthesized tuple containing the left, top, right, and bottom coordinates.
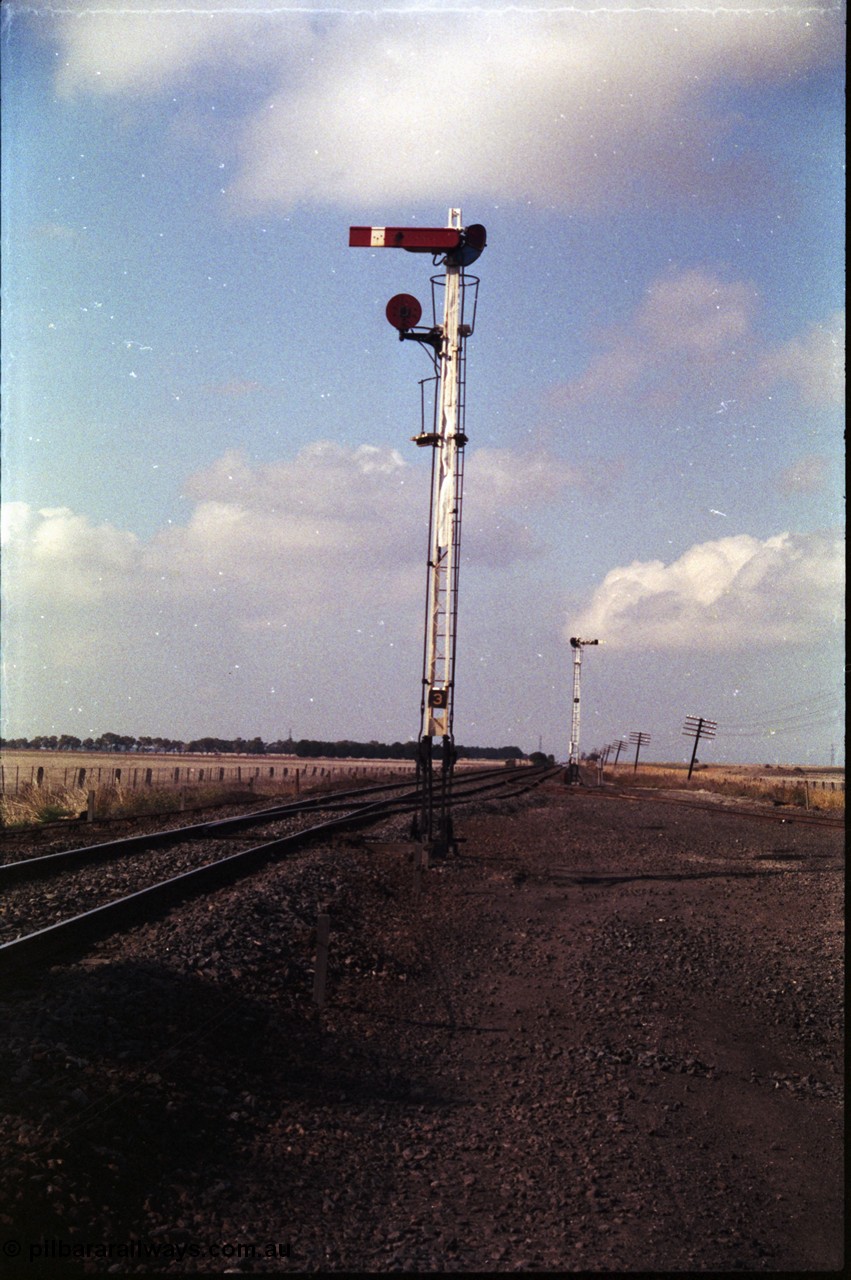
(0, 759, 419, 797)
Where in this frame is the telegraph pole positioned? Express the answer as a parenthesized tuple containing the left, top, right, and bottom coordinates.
(682, 714, 717, 780)
(567, 637, 599, 783)
(629, 730, 651, 773)
(349, 211, 486, 855)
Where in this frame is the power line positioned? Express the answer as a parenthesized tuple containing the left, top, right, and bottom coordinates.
(721, 689, 842, 737)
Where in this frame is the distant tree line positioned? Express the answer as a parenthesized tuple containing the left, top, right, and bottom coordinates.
(1, 733, 528, 761)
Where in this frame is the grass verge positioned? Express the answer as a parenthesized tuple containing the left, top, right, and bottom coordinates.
(606, 765, 844, 814)
(0, 779, 302, 831)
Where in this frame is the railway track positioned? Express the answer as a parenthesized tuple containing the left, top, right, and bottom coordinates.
(590, 783, 845, 829)
(0, 765, 557, 982)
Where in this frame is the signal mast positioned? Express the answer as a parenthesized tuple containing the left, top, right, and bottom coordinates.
(349, 210, 486, 854)
(567, 636, 599, 783)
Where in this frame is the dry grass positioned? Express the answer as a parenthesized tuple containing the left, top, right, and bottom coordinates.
(0, 779, 293, 831)
(605, 763, 845, 814)
(0, 749, 414, 830)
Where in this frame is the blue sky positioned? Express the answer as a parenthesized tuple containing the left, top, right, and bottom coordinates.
(1, 0, 844, 764)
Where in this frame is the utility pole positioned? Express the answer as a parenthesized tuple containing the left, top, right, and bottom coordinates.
(629, 730, 651, 773)
(349, 211, 486, 855)
(567, 637, 599, 783)
(682, 714, 717, 780)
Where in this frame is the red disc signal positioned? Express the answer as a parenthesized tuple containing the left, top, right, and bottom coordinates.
(386, 293, 422, 331)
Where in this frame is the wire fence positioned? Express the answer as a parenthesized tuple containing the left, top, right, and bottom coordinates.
(0, 759, 418, 797)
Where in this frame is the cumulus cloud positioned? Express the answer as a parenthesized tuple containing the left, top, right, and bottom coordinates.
(54, 4, 301, 98)
(1, 503, 141, 604)
(776, 454, 830, 497)
(551, 271, 843, 414)
(1, 439, 574, 636)
(142, 442, 427, 623)
(466, 448, 580, 511)
(48, 1, 842, 211)
(462, 447, 581, 563)
(754, 312, 845, 408)
(569, 529, 845, 650)
(554, 270, 761, 410)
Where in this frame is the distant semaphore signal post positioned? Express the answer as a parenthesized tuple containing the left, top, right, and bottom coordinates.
(567, 637, 599, 783)
(349, 210, 486, 855)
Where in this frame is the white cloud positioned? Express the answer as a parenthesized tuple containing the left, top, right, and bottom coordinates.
(462, 446, 581, 564)
(1, 437, 586, 735)
(636, 272, 756, 356)
(776, 454, 830, 497)
(755, 312, 845, 408)
(569, 529, 845, 650)
(550, 272, 843, 413)
(48, 2, 842, 211)
(1, 503, 140, 604)
(554, 270, 760, 409)
(54, 5, 301, 98)
(1, 439, 572, 636)
(147, 442, 428, 618)
(466, 448, 580, 511)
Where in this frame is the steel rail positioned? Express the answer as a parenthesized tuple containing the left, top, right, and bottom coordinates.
(0, 774, 425, 880)
(0, 764, 536, 887)
(0, 767, 557, 982)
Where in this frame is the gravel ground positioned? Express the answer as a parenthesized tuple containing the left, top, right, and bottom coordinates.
(0, 781, 843, 1274)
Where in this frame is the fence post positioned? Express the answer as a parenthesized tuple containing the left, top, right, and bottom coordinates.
(313, 913, 331, 1008)
(413, 845, 427, 899)
(87, 790, 96, 823)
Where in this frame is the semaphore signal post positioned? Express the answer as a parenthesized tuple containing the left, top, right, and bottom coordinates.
(567, 637, 599, 784)
(349, 209, 486, 855)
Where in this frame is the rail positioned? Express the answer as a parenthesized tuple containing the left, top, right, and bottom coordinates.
(0, 766, 558, 983)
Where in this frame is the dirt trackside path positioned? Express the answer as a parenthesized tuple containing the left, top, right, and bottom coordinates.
(301, 783, 844, 1272)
